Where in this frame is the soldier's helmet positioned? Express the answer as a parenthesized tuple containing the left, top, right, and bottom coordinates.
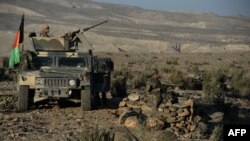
(151, 68, 158, 75)
(42, 24, 49, 30)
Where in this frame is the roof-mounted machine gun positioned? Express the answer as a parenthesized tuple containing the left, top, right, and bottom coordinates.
(68, 20, 108, 50)
(83, 20, 108, 32)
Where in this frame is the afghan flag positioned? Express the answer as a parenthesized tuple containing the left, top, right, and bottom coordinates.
(9, 14, 24, 68)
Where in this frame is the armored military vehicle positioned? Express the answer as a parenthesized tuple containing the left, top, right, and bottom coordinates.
(16, 21, 113, 111)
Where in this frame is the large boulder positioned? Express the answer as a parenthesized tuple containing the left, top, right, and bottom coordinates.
(113, 127, 138, 141)
(151, 130, 178, 141)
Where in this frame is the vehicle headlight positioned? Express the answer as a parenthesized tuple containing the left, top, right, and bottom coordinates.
(35, 78, 44, 86)
(69, 79, 76, 86)
(83, 67, 88, 71)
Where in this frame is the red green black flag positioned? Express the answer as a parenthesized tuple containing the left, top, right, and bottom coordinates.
(9, 14, 24, 68)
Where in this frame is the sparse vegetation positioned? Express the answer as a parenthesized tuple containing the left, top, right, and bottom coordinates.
(0, 95, 17, 110)
(209, 125, 223, 141)
(161, 66, 176, 74)
(169, 71, 184, 86)
(202, 69, 225, 104)
(227, 67, 250, 97)
(80, 126, 114, 141)
(166, 57, 179, 65)
(132, 73, 147, 89)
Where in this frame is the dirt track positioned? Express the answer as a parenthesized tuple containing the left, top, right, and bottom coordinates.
(0, 105, 118, 141)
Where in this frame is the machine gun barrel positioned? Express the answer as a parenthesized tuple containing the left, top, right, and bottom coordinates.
(83, 20, 108, 32)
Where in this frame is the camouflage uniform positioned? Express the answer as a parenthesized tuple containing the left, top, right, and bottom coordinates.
(146, 69, 163, 110)
(146, 69, 161, 91)
(19, 50, 35, 70)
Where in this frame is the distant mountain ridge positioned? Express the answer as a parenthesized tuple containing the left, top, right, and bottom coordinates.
(0, 0, 250, 54)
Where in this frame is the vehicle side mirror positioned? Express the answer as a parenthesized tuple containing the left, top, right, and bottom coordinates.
(29, 32, 37, 38)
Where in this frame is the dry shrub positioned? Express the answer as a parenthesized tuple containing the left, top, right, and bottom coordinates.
(0, 95, 17, 110)
(202, 69, 225, 104)
(203, 66, 250, 102)
(166, 57, 179, 65)
(80, 126, 114, 141)
(111, 76, 127, 98)
(169, 71, 184, 86)
(113, 68, 134, 80)
(132, 73, 147, 89)
(161, 67, 176, 74)
(228, 68, 250, 97)
(209, 125, 223, 141)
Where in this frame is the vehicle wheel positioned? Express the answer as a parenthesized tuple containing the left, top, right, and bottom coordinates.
(18, 85, 30, 112)
(81, 87, 92, 111)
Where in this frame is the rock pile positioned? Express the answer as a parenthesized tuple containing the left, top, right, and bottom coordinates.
(117, 90, 202, 137)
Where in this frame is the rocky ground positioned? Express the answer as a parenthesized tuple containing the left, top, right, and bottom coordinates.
(1, 52, 250, 141)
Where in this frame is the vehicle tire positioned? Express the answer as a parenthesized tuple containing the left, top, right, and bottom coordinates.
(18, 85, 30, 112)
(81, 87, 92, 111)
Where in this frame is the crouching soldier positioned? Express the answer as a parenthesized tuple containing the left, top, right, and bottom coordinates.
(146, 68, 167, 110)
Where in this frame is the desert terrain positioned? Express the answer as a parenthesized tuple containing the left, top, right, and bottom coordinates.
(1, 0, 250, 141)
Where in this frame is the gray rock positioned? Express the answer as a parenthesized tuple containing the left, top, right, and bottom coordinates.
(209, 112, 224, 120)
(141, 104, 153, 112)
(114, 127, 138, 141)
(146, 117, 165, 131)
(190, 124, 197, 132)
(178, 108, 190, 117)
(157, 108, 164, 112)
(159, 103, 166, 109)
(124, 116, 139, 128)
(128, 94, 140, 102)
(126, 101, 141, 109)
(119, 101, 127, 107)
(196, 122, 207, 134)
(152, 130, 177, 141)
(163, 109, 170, 114)
(168, 112, 177, 118)
(169, 106, 178, 112)
(166, 117, 177, 123)
(165, 102, 172, 107)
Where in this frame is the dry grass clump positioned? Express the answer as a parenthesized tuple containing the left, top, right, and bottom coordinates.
(202, 69, 225, 104)
(111, 67, 134, 97)
(209, 125, 223, 141)
(0, 95, 17, 110)
(161, 66, 176, 74)
(169, 71, 184, 86)
(80, 126, 114, 141)
(132, 73, 148, 89)
(227, 68, 250, 98)
(202, 65, 250, 103)
(166, 57, 179, 65)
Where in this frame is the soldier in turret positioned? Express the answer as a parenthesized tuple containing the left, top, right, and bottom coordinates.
(40, 24, 50, 37)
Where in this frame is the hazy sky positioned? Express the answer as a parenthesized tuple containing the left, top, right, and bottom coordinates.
(93, 0, 250, 16)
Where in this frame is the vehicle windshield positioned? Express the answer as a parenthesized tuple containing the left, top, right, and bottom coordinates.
(33, 57, 53, 68)
(58, 57, 88, 68)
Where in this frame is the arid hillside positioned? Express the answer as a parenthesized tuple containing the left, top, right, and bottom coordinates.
(0, 0, 250, 54)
